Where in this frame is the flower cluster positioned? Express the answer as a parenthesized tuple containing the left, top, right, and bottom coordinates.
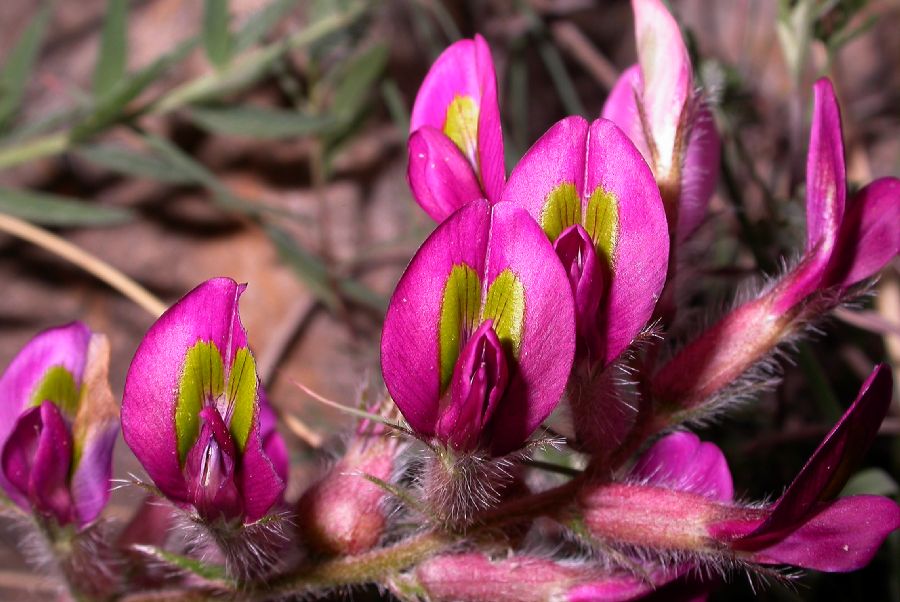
(1, 0, 898, 599)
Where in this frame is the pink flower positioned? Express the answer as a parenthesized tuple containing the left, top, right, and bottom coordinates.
(381, 200, 575, 456)
(121, 278, 287, 524)
(0, 323, 117, 528)
(602, 0, 721, 242)
(653, 78, 899, 410)
(408, 35, 505, 222)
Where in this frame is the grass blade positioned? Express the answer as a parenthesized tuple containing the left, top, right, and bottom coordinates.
(188, 105, 336, 139)
(0, 4, 52, 130)
(330, 44, 389, 123)
(203, 0, 233, 69)
(234, 0, 299, 53)
(73, 36, 198, 140)
(0, 187, 132, 226)
(76, 144, 195, 184)
(132, 545, 230, 585)
(93, 0, 129, 98)
(267, 225, 387, 314)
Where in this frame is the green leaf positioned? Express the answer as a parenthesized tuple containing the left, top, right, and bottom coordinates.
(234, 0, 299, 54)
(93, 0, 129, 98)
(203, 0, 233, 69)
(0, 187, 133, 226)
(841, 468, 900, 497)
(188, 106, 336, 139)
(76, 144, 195, 184)
(132, 545, 229, 584)
(380, 79, 409, 133)
(0, 4, 52, 130)
(73, 36, 198, 140)
(140, 132, 306, 222)
(266, 225, 387, 315)
(266, 226, 340, 311)
(329, 44, 389, 123)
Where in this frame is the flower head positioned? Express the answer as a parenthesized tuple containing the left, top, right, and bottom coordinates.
(502, 116, 669, 367)
(578, 366, 899, 574)
(408, 35, 505, 221)
(652, 78, 900, 410)
(121, 278, 287, 525)
(774, 78, 900, 312)
(381, 200, 575, 456)
(601, 0, 721, 242)
(713, 364, 900, 571)
(0, 323, 118, 528)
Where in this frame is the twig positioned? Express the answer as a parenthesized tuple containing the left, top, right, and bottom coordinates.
(550, 21, 619, 90)
(282, 412, 324, 448)
(0, 212, 166, 317)
(256, 297, 317, 385)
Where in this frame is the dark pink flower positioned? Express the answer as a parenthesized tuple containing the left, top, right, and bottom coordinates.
(408, 35, 505, 221)
(712, 364, 900, 571)
(501, 116, 669, 367)
(381, 200, 575, 456)
(601, 0, 721, 242)
(121, 278, 287, 524)
(653, 78, 899, 410)
(579, 366, 899, 574)
(0, 323, 117, 528)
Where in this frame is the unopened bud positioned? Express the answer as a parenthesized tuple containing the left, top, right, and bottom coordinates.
(297, 429, 400, 555)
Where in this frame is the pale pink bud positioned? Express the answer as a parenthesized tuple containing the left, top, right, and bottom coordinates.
(297, 431, 400, 555)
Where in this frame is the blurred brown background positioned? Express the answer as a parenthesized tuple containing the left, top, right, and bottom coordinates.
(0, 0, 898, 599)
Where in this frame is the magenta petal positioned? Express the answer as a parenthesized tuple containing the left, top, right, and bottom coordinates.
(630, 431, 733, 502)
(805, 78, 847, 258)
(600, 65, 650, 162)
(554, 225, 605, 359)
(435, 321, 509, 452)
(585, 119, 668, 365)
(749, 496, 900, 572)
(258, 387, 289, 485)
(122, 278, 250, 502)
(186, 407, 242, 522)
(473, 35, 505, 204)
(632, 0, 692, 173)
(485, 202, 575, 455)
(778, 79, 847, 311)
(745, 365, 892, 542)
(677, 100, 721, 241)
(410, 35, 504, 203)
(239, 408, 286, 523)
(2, 402, 74, 524)
(501, 116, 590, 219)
(408, 127, 485, 222)
(824, 177, 900, 287)
(382, 200, 492, 436)
(70, 420, 117, 526)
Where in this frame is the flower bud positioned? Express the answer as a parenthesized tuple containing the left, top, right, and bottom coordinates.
(297, 421, 402, 555)
(416, 553, 586, 602)
(0, 323, 117, 529)
(122, 278, 287, 526)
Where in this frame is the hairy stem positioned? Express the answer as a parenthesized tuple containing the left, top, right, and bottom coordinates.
(251, 476, 586, 597)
